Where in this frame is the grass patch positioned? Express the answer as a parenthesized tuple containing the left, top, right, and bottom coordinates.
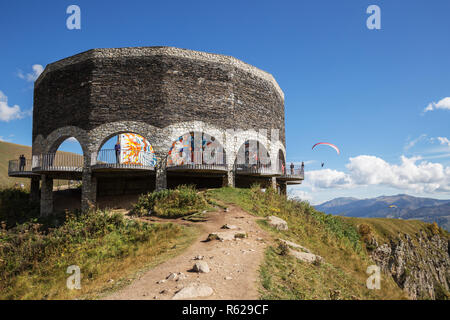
(0, 208, 197, 299)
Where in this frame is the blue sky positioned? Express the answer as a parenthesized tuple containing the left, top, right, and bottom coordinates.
(1, 0, 449, 204)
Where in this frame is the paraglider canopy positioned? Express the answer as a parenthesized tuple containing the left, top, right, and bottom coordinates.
(312, 142, 340, 155)
(388, 205, 397, 208)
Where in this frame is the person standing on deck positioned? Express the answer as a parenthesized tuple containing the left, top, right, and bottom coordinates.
(115, 139, 121, 164)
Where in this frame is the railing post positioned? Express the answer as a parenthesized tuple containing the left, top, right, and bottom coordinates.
(225, 163, 235, 187)
(279, 181, 287, 196)
(155, 152, 167, 191)
(40, 174, 53, 217)
(81, 153, 97, 212)
(271, 177, 277, 190)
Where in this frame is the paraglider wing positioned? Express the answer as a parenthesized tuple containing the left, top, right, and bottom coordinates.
(312, 142, 340, 155)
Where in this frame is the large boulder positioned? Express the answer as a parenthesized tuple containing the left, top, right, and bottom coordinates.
(289, 249, 323, 264)
(267, 216, 288, 230)
(279, 239, 311, 253)
(172, 283, 214, 300)
(193, 261, 210, 273)
(207, 231, 238, 241)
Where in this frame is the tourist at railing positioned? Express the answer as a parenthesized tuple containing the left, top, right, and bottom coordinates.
(19, 155, 26, 171)
(290, 162, 294, 175)
(114, 141, 121, 164)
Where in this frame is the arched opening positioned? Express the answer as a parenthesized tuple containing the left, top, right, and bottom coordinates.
(167, 131, 226, 167)
(96, 133, 156, 169)
(94, 132, 157, 209)
(166, 131, 227, 189)
(49, 136, 84, 213)
(235, 139, 271, 169)
(39, 135, 85, 172)
(234, 140, 273, 188)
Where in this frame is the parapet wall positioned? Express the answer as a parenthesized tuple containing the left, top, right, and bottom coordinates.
(33, 47, 285, 149)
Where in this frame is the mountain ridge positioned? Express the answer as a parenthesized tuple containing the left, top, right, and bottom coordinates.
(315, 194, 450, 231)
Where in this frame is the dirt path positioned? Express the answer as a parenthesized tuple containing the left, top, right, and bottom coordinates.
(104, 205, 270, 300)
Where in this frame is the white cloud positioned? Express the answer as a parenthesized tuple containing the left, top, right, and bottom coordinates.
(302, 155, 450, 194)
(0, 90, 29, 122)
(304, 168, 353, 190)
(0, 134, 14, 142)
(404, 134, 427, 151)
(66, 137, 79, 143)
(423, 97, 450, 113)
(436, 137, 450, 148)
(17, 64, 44, 82)
(287, 189, 312, 202)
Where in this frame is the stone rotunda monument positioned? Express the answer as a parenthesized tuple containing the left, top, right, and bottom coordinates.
(8, 47, 304, 216)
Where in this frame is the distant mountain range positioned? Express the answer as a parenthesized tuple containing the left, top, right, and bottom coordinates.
(315, 194, 450, 231)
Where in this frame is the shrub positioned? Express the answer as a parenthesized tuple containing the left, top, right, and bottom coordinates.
(428, 222, 440, 236)
(131, 185, 208, 218)
(278, 241, 289, 256)
(0, 188, 40, 229)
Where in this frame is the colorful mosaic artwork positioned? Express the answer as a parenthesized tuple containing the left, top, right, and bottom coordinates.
(167, 132, 223, 166)
(119, 133, 156, 166)
(236, 140, 271, 165)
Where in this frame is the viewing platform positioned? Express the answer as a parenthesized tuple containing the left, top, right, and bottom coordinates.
(7, 159, 38, 178)
(92, 149, 156, 172)
(277, 166, 305, 184)
(167, 151, 227, 174)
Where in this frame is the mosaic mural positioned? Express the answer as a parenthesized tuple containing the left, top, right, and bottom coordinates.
(119, 133, 156, 166)
(236, 140, 271, 166)
(167, 132, 224, 166)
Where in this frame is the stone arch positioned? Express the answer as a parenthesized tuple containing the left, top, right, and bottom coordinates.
(89, 121, 162, 165)
(272, 140, 286, 170)
(234, 138, 271, 167)
(32, 134, 46, 155)
(166, 130, 227, 166)
(232, 129, 272, 167)
(44, 126, 89, 155)
(162, 121, 226, 153)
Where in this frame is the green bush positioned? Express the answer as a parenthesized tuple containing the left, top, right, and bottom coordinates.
(131, 185, 208, 218)
(0, 188, 39, 229)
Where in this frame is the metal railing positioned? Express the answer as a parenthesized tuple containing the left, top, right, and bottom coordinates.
(32, 153, 84, 172)
(8, 158, 32, 174)
(234, 163, 277, 175)
(93, 149, 156, 170)
(167, 150, 227, 170)
(278, 161, 305, 179)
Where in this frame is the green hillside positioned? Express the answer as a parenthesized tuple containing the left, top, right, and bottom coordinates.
(0, 141, 82, 189)
(0, 141, 33, 188)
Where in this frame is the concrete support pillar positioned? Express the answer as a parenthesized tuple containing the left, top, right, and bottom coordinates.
(30, 176, 40, 203)
(40, 175, 53, 217)
(226, 164, 235, 187)
(81, 169, 97, 212)
(280, 182, 287, 196)
(155, 153, 167, 191)
(271, 177, 277, 190)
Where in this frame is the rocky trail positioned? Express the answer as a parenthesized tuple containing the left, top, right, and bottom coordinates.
(104, 205, 271, 300)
